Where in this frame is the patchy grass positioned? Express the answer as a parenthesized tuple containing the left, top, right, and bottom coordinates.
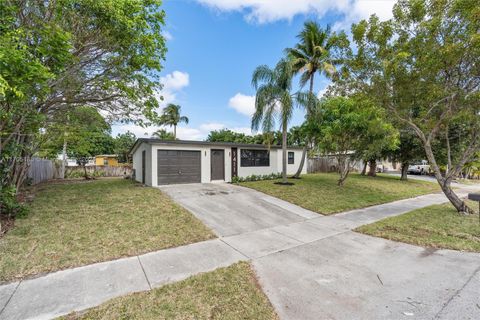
(62, 262, 278, 320)
(0, 178, 214, 283)
(356, 201, 480, 252)
(240, 173, 439, 215)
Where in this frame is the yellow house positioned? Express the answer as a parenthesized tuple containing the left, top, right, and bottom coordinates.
(95, 155, 119, 166)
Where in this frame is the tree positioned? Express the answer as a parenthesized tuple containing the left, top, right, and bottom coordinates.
(158, 104, 189, 139)
(40, 107, 115, 179)
(251, 58, 312, 184)
(346, 0, 480, 213)
(388, 129, 425, 180)
(1, 0, 167, 214)
(114, 131, 137, 164)
(286, 21, 348, 178)
(317, 97, 398, 186)
(152, 129, 175, 140)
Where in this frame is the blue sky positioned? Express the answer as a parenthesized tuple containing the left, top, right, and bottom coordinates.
(112, 0, 396, 140)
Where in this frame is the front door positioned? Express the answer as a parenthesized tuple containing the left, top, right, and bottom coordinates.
(211, 149, 225, 181)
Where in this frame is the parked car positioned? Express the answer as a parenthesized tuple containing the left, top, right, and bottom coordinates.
(407, 160, 430, 175)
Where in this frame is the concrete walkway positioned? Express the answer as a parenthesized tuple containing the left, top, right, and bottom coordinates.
(1, 184, 479, 320)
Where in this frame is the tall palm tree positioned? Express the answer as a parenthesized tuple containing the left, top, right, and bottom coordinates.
(251, 58, 311, 184)
(158, 104, 189, 139)
(286, 21, 347, 178)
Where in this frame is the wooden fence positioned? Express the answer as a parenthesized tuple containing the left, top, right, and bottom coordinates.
(27, 158, 62, 185)
(307, 156, 363, 173)
(26, 158, 132, 185)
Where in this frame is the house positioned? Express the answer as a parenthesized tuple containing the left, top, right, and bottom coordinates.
(95, 155, 119, 166)
(129, 139, 307, 185)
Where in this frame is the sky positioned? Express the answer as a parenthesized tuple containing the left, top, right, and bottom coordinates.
(111, 0, 397, 140)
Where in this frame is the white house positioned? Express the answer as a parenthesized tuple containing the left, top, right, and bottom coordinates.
(129, 139, 307, 185)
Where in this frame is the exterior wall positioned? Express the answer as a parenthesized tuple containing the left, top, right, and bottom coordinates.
(236, 148, 306, 178)
(132, 143, 152, 185)
(95, 157, 119, 166)
(276, 148, 307, 175)
(151, 144, 232, 185)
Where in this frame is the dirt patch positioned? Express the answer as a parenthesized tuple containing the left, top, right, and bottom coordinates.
(0, 215, 15, 238)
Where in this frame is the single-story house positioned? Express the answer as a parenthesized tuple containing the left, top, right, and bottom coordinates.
(95, 155, 119, 166)
(129, 139, 306, 185)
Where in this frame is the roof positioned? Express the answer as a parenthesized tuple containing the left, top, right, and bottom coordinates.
(95, 154, 118, 158)
(128, 138, 304, 155)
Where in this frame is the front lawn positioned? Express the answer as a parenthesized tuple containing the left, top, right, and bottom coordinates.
(356, 202, 480, 252)
(63, 262, 278, 320)
(0, 178, 214, 283)
(240, 173, 439, 215)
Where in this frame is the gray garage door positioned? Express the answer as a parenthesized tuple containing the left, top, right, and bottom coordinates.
(157, 150, 201, 184)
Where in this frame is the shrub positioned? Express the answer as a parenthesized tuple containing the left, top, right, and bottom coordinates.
(231, 172, 282, 183)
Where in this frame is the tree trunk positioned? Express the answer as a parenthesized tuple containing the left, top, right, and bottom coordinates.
(367, 159, 377, 177)
(83, 164, 88, 179)
(281, 120, 288, 184)
(337, 155, 350, 186)
(360, 161, 367, 176)
(292, 75, 315, 178)
(423, 141, 475, 214)
(400, 161, 409, 180)
(61, 138, 67, 179)
(292, 145, 307, 178)
(173, 125, 176, 139)
(445, 125, 452, 175)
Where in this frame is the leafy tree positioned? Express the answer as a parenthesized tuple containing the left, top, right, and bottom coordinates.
(114, 131, 137, 164)
(152, 129, 175, 140)
(40, 107, 115, 178)
(286, 21, 348, 178)
(251, 58, 312, 184)
(0, 0, 167, 214)
(388, 129, 425, 180)
(345, 0, 480, 213)
(158, 104, 189, 139)
(206, 129, 249, 143)
(317, 97, 398, 186)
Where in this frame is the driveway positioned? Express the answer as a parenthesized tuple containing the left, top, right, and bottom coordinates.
(162, 183, 480, 320)
(158, 183, 318, 236)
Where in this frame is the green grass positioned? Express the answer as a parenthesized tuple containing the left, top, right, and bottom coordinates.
(240, 173, 439, 215)
(356, 201, 480, 252)
(0, 178, 214, 283)
(62, 262, 278, 320)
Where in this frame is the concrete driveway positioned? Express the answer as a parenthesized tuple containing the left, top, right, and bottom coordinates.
(158, 183, 318, 236)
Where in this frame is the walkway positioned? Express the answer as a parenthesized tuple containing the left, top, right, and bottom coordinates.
(1, 184, 479, 320)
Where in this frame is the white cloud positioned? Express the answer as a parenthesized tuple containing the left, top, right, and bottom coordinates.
(157, 71, 190, 106)
(162, 30, 173, 41)
(196, 0, 396, 26)
(228, 93, 256, 116)
(199, 122, 227, 131)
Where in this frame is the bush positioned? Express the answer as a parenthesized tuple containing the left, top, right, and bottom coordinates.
(0, 186, 28, 218)
(231, 172, 282, 184)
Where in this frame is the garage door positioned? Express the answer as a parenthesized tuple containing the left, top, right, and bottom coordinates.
(157, 150, 201, 184)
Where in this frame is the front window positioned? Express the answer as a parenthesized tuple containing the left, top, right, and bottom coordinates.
(240, 149, 270, 167)
(103, 159, 108, 165)
(288, 152, 294, 164)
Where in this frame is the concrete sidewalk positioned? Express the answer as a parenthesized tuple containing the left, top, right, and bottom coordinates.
(0, 185, 479, 320)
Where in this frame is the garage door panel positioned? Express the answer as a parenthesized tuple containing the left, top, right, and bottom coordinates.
(157, 150, 201, 185)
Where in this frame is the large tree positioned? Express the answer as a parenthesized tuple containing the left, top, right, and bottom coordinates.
(251, 58, 312, 184)
(114, 131, 137, 164)
(317, 96, 398, 186)
(0, 0, 167, 213)
(345, 0, 480, 213)
(158, 104, 189, 139)
(286, 21, 348, 178)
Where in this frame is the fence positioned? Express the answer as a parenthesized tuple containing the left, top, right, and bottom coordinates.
(27, 158, 62, 185)
(307, 156, 363, 174)
(65, 165, 132, 178)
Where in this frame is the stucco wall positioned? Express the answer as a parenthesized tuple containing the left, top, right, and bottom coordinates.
(237, 148, 306, 178)
(276, 148, 307, 175)
(132, 142, 152, 185)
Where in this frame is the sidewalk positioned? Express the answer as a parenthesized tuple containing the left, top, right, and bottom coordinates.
(0, 187, 478, 320)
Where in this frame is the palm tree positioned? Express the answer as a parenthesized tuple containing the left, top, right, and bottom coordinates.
(152, 129, 175, 140)
(286, 21, 347, 178)
(158, 104, 189, 139)
(251, 58, 311, 185)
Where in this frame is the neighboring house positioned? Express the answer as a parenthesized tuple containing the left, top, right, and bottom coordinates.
(56, 155, 94, 167)
(129, 139, 306, 185)
(95, 155, 119, 166)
